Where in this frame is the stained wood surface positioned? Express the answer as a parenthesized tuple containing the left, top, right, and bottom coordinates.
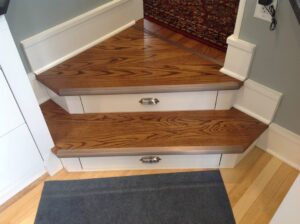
(41, 100, 267, 157)
(136, 19, 226, 65)
(37, 20, 241, 96)
(0, 148, 298, 224)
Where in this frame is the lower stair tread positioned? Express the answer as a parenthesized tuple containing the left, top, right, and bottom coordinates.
(42, 100, 268, 158)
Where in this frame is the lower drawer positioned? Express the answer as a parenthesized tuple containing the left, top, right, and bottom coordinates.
(81, 91, 217, 113)
(61, 154, 221, 172)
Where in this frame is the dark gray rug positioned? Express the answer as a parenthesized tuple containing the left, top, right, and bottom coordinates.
(35, 171, 235, 224)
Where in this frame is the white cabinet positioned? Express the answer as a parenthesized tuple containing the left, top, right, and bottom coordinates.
(0, 124, 45, 205)
(0, 15, 62, 206)
(0, 68, 24, 137)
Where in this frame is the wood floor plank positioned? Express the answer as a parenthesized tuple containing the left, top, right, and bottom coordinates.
(232, 157, 282, 222)
(37, 20, 239, 96)
(239, 163, 299, 224)
(227, 151, 273, 206)
(220, 148, 265, 192)
(41, 100, 268, 157)
(136, 19, 226, 64)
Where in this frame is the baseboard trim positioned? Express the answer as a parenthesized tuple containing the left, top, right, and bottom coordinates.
(0, 173, 48, 213)
(22, 0, 143, 73)
(234, 79, 282, 124)
(221, 35, 256, 81)
(34, 20, 136, 75)
(257, 123, 300, 171)
(0, 170, 46, 206)
(28, 73, 50, 104)
(220, 68, 247, 81)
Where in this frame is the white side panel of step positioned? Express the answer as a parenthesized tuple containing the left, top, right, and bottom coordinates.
(47, 89, 84, 114)
(79, 154, 221, 171)
(81, 91, 217, 113)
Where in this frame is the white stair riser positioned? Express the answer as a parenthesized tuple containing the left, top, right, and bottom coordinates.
(61, 154, 221, 172)
(47, 89, 237, 114)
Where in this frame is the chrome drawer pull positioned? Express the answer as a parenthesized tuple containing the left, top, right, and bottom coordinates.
(139, 97, 159, 105)
(140, 156, 161, 164)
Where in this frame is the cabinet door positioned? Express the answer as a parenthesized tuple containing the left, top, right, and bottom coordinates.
(0, 67, 24, 137)
(0, 124, 45, 205)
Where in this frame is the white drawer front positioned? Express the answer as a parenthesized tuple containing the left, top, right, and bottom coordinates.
(79, 154, 221, 171)
(81, 91, 217, 113)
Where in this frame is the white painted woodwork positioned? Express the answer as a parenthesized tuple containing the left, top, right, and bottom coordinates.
(215, 90, 237, 110)
(233, 0, 247, 37)
(257, 123, 300, 171)
(44, 88, 239, 114)
(61, 158, 82, 172)
(28, 73, 50, 104)
(0, 16, 62, 175)
(221, 35, 256, 81)
(234, 79, 282, 124)
(0, 124, 46, 205)
(47, 89, 84, 114)
(81, 91, 217, 113)
(22, 0, 143, 73)
(0, 68, 24, 137)
(271, 175, 300, 224)
(0, 17, 55, 162)
(79, 154, 221, 171)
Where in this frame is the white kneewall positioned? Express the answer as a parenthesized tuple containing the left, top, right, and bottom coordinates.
(22, 0, 143, 74)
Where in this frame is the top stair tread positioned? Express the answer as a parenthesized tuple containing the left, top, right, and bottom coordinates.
(42, 100, 268, 157)
(37, 24, 242, 96)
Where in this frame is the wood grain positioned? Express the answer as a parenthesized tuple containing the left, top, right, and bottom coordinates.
(37, 20, 240, 96)
(41, 100, 268, 158)
(0, 148, 298, 224)
(136, 19, 226, 65)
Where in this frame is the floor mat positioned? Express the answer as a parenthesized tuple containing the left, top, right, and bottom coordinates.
(35, 171, 235, 224)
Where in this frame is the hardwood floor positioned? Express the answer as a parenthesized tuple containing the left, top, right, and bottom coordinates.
(41, 100, 267, 157)
(36, 20, 239, 96)
(0, 147, 298, 224)
(136, 19, 226, 65)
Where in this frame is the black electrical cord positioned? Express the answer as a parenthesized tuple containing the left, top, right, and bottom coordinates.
(264, 5, 277, 31)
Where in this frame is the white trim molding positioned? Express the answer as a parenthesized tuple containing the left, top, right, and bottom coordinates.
(233, 0, 247, 37)
(234, 79, 282, 124)
(28, 73, 50, 104)
(221, 35, 256, 81)
(22, 0, 143, 74)
(257, 123, 300, 171)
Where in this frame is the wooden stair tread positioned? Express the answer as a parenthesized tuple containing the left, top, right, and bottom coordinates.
(37, 23, 242, 96)
(41, 100, 268, 158)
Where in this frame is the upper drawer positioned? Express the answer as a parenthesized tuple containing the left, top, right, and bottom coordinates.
(0, 67, 24, 137)
(81, 91, 217, 113)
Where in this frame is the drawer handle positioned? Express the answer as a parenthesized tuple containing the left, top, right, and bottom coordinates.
(140, 156, 161, 164)
(139, 98, 159, 105)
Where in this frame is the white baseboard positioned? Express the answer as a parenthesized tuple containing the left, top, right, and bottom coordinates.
(22, 0, 143, 74)
(28, 73, 50, 104)
(234, 79, 282, 124)
(44, 152, 63, 176)
(0, 169, 46, 206)
(221, 35, 256, 81)
(257, 123, 300, 171)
